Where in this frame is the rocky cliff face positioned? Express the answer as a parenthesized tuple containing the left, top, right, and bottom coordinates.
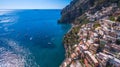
(59, 0, 90, 23)
(59, 0, 120, 23)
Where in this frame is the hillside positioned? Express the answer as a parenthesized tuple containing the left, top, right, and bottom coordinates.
(60, 0, 120, 67)
(59, 0, 120, 24)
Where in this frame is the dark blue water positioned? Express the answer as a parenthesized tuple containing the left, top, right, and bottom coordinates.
(0, 9, 71, 67)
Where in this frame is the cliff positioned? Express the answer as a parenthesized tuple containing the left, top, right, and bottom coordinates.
(59, 0, 120, 24)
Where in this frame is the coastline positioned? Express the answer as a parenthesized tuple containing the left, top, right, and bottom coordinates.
(60, 5, 120, 67)
(59, 0, 120, 67)
(61, 23, 80, 67)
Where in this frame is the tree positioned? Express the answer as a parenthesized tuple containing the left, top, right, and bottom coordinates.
(93, 23, 101, 29)
(118, 1, 120, 7)
(109, 16, 115, 21)
(117, 16, 120, 22)
(116, 39, 120, 45)
(89, 0, 95, 6)
(109, 0, 118, 2)
(106, 60, 112, 67)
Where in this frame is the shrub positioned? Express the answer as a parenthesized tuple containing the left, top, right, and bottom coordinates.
(109, 16, 115, 21)
(63, 26, 80, 47)
(93, 23, 101, 28)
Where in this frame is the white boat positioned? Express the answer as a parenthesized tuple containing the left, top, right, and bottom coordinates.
(30, 37, 33, 40)
(48, 42, 52, 45)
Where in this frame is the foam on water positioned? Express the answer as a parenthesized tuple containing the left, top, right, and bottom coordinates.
(0, 10, 17, 24)
(0, 17, 17, 24)
(0, 38, 39, 67)
(0, 10, 71, 67)
(0, 10, 15, 15)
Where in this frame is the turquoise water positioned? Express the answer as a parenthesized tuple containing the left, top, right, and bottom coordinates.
(0, 9, 71, 67)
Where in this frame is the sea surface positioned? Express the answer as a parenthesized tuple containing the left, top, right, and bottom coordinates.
(0, 9, 71, 67)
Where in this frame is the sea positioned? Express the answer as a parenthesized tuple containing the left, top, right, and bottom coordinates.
(0, 9, 71, 67)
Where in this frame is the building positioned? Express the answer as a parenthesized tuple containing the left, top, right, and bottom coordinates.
(96, 52, 110, 67)
(84, 51, 98, 67)
(89, 44, 99, 54)
(96, 52, 120, 67)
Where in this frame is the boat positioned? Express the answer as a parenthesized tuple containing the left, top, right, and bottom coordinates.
(30, 37, 33, 40)
(48, 42, 52, 45)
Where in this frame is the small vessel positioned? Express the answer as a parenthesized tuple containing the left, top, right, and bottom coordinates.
(30, 37, 33, 40)
(48, 42, 52, 45)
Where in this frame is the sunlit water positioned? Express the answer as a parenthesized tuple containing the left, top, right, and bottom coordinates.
(0, 9, 71, 67)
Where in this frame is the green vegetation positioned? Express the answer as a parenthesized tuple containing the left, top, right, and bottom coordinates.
(97, 40, 106, 52)
(79, 59, 85, 67)
(117, 16, 120, 22)
(62, 0, 120, 59)
(64, 14, 89, 47)
(89, 0, 95, 6)
(109, 16, 115, 21)
(109, 0, 118, 3)
(67, 50, 71, 57)
(118, 1, 120, 7)
(106, 61, 113, 67)
(75, 14, 89, 25)
(94, 0, 106, 7)
(116, 39, 120, 45)
(109, 0, 120, 8)
(93, 23, 101, 29)
(64, 26, 80, 46)
(63, 26, 80, 57)
(79, 7, 83, 15)
(100, 40, 106, 45)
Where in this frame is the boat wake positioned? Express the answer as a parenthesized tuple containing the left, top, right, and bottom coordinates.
(0, 38, 39, 67)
